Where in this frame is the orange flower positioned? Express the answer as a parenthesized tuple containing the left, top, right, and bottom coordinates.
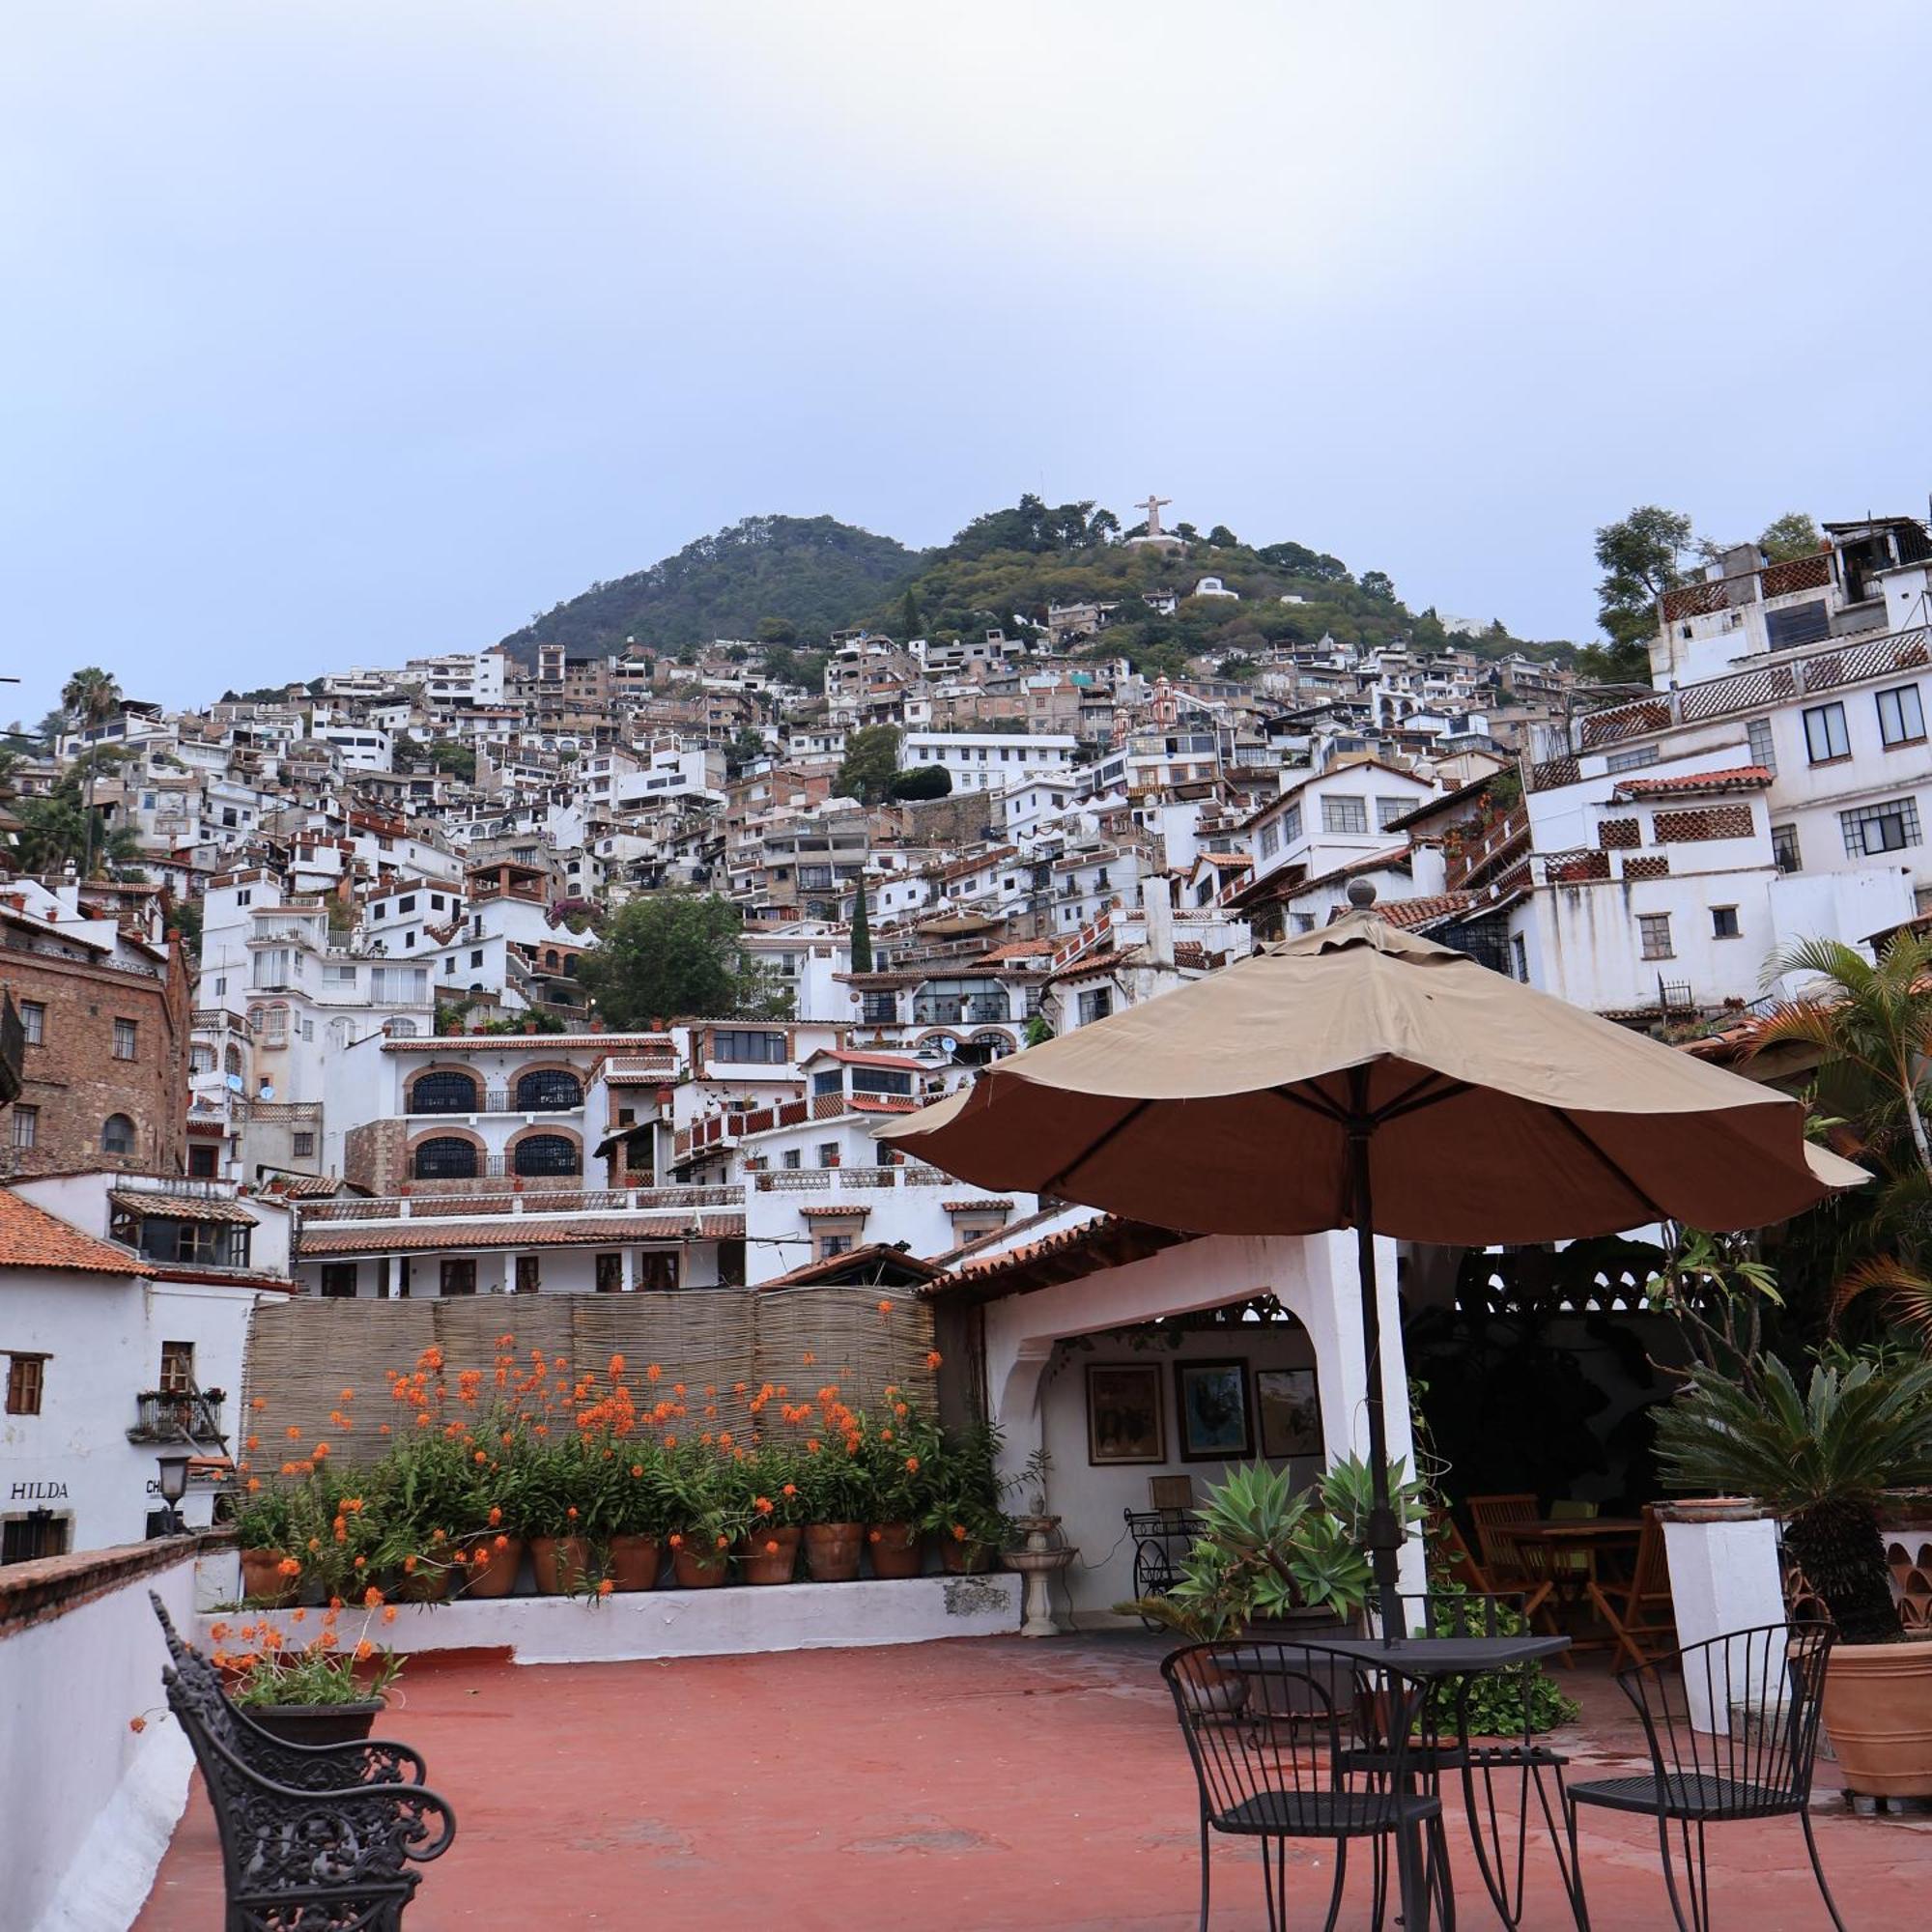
(753, 1495, 773, 1515)
(668, 1533, 683, 1548)
(868, 1529, 882, 1544)
(311, 1442, 331, 1459)
(250, 1397, 266, 1410)
(276, 1556, 300, 1577)
(566, 1505, 578, 1520)
(363, 1586, 384, 1607)
(877, 1300, 892, 1316)
(210, 1621, 230, 1641)
(403, 1555, 418, 1574)
(631, 1463, 644, 1478)
(245, 1435, 260, 1452)
(904, 1456, 920, 1473)
(645, 1363, 662, 1382)
(609, 1353, 626, 1378)
(286, 1424, 301, 1439)
(474, 1450, 487, 1464)
(245, 1476, 262, 1492)
(488, 1505, 503, 1526)
(781, 1483, 797, 1498)
(355, 1640, 376, 1662)
(598, 1577, 615, 1597)
(714, 1533, 727, 1548)
(353, 1555, 367, 1569)
(952, 1523, 967, 1541)
(802, 1351, 816, 1366)
(764, 1540, 779, 1555)
(925, 1350, 943, 1370)
(383, 1606, 399, 1624)
(341, 1387, 355, 1401)
(128, 1715, 148, 1733)
(494, 1534, 509, 1550)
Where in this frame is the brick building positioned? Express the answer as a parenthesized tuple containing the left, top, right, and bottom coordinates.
(0, 902, 191, 1179)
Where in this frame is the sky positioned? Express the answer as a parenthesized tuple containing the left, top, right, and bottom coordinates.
(7, 1, 1932, 722)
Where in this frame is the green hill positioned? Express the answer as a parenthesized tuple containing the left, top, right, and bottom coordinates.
(501, 497, 1570, 670)
(499, 514, 921, 659)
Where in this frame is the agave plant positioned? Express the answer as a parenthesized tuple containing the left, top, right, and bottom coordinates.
(1654, 1352, 1932, 1643)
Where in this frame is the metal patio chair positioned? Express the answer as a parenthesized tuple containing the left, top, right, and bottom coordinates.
(1565, 1622, 1843, 1932)
(1162, 1637, 1453, 1931)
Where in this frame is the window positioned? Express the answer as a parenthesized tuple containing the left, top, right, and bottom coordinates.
(1746, 717, 1776, 773)
(816, 1234, 854, 1260)
(1712, 906, 1741, 939)
(413, 1136, 478, 1180)
(19, 1001, 43, 1046)
(812, 1068, 842, 1097)
(108, 1016, 139, 1061)
(187, 1142, 218, 1178)
(397, 895, 416, 915)
(1321, 795, 1368, 836)
(1511, 934, 1529, 982)
(1280, 802, 1302, 845)
(2, 1513, 69, 1564)
(292, 1131, 316, 1158)
(1376, 797, 1411, 832)
(11, 1107, 36, 1151)
(1258, 821, 1280, 861)
(440, 1259, 476, 1297)
(412, 1069, 479, 1114)
(1605, 745, 1660, 774)
(1840, 797, 1921, 858)
(860, 992, 895, 1024)
(159, 1341, 194, 1394)
(712, 1030, 787, 1065)
(1877, 684, 1926, 749)
(595, 1252, 624, 1293)
(781, 1148, 802, 1170)
(1077, 987, 1113, 1026)
(515, 1068, 582, 1111)
(815, 1142, 839, 1168)
(101, 1114, 137, 1157)
(512, 1133, 580, 1177)
(1772, 824, 1801, 874)
(852, 1067, 914, 1096)
(6, 1353, 45, 1416)
(470, 949, 484, 968)
(1637, 914, 1674, 960)
(1803, 702, 1849, 764)
(636, 1252, 679, 1292)
(514, 1256, 542, 1295)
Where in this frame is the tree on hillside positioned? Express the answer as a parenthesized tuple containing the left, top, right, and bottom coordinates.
(1359, 570, 1396, 601)
(898, 587, 923, 640)
(838, 724, 901, 804)
(1577, 505, 1693, 684)
(849, 877, 872, 974)
(428, 741, 476, 783)
(1759, 511, 1824, 562)
(1208, 525, 1240, 548)
(887, 763, 952, 801)
(579, 893, 789, 1027)
(756, 616, 798, 645)
(59, 667, 123, 880)
(762, 644, 827, 694)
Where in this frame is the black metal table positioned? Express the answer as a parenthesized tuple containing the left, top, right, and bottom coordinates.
(1313, 1634, 1574, 1930)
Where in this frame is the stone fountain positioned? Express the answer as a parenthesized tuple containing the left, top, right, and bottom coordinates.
(1005, 1514, 1076, 1638)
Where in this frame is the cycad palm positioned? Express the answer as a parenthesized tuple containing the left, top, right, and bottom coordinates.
(1655, 1353, 1932, 1641)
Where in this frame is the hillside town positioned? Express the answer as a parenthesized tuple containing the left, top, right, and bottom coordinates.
(3, 506, 1930, 1556)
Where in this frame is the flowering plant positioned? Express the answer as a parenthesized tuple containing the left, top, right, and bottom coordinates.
(210, 1603, 404, 1708)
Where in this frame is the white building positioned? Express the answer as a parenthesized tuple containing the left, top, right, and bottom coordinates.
(898, 731, 1077, 795)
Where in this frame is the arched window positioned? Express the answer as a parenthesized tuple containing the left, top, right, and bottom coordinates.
(386, 1017, 419, 1038)
(512, 1134, 580, 1178)
(413, 1136, 477, 1180)
(327, 1018, 353, 1052)
(223, 1044, 242, 1076)
(515, 1068, 582, 1112)
(102, 1114, 137, 1157)
(412, 1070, 479, 1115)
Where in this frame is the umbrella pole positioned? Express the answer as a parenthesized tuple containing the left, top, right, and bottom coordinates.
(1348, 1113, 1405, 1646)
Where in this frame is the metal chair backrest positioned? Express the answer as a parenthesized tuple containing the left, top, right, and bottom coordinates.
(1617, 1623, 1833, 1814)
(1371, 1588, 1533, 1641)
(1162, 1639, 1419, 1833)
(1467, 1493, 1551, 1582)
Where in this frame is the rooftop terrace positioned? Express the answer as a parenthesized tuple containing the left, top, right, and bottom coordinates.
(134, 1634, 1923, 1931)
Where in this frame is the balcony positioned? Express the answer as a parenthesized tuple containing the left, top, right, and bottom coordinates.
(407, 1091, 585, 1118)
(127, 1388, 226, 1445)
(911, 999, 1011, 1027)
(1657, 551, 1833, 625)
(299, 1183, 741, 1223)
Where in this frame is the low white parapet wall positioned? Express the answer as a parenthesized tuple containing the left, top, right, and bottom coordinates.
(0, 1531, 228, 1932)
(195, 1566, 1023, 1665)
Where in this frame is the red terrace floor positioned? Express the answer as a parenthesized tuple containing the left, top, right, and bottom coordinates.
(138, 1634, 1926, 1930)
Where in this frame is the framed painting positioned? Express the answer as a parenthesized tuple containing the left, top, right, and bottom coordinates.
(1174, 1359, 1253, 1463)
(1255, 1367, 1324, 1460)
(1086, 1364, 1166, 1465)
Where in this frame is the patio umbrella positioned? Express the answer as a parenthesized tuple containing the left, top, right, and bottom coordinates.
(877, 895, 1866, 1634)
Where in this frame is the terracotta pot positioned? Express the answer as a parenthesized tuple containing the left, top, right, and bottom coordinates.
(530, 1535, 591, 1595)
(462, 1536, 524, 1597)
(1658, 1496, 1764, 1524)
(1173, 1654, 1249, 1717)
(940, 1537, 997, 1576)
(241, 1548, 299, 1607)
(867, 1522, 924, 1579)
(394, 1563, 451, 1604)
(805, 1521, 865, 1582)
(607, 1534, 662, 1592)
(736, 1526, 801, 1586)
(1820, 1635, 1932, 1798)
(672, 1543, 729, 1588)
(242, 1700, 384, 1746)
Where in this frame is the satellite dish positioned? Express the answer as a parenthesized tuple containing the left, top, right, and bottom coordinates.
(933, 1035, 959, 1057)
(225, 1072, 245, 1094)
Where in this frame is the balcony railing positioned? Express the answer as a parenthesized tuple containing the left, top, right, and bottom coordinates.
(407, 1091, 585, 1118)
(751, 1165, 970, 1193)
(1658, 551, 1833, 625)
(912, 999, 1012, 1026)
(128, 1388, 226, 1445)
(1442, 807, 1531, 892)
(1577, 624, 1932, 750)
(298, 1183, 741, 1223)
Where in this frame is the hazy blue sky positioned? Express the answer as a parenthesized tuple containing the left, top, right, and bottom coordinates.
(7, 2, 1932, 722)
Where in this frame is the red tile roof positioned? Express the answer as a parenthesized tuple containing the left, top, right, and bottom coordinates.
(1611, 765, 1772, 799)
(298, 1216, 727, 1256)
(799, 1203, 871, 1219)
(942, 1199, 1014, 1212)
(848, 1094, 920, 1114)
(1361, 892, 1478, 931)
(109, 1190, 258, 1226)
(0, 1190, 153, 1276)
(809, 1050, 925, 1071)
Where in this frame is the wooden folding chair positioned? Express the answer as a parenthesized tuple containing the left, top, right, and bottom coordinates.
(1548, 1497, 1600, 1583)
(1585, 1504, 1676, 1669)
(1428, 1510, 1498, 1596)
(1466, 1493, 1568, 1660)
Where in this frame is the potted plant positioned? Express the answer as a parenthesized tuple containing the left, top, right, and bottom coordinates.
(659, 1442, 741, 1587)
(1656, 1350, 1932, 1796)
(213, 1603, 404, 1745)
(917, 1420, 1014, 1575)
(863, 1398, 935, 1578)
(795, 1435, 873, 1582)
(233, 1485, 299, 1606)
(511, 1437, 592, 1594)
(732, 1448, 805, 1585)
(602, 1447, 668, 1592)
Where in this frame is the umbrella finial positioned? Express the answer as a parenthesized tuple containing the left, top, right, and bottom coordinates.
(1346, 877, 1378, 909)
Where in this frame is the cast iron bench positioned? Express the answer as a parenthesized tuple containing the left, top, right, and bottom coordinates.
(149, 1592, 456, 1929)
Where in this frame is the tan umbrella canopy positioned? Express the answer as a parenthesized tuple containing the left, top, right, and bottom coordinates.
(878, 908, 1861, 1243)
(879, 901, 1863, 1633)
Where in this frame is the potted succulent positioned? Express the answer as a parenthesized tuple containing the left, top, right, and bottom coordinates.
(1656, 1351, 1932, 1797)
